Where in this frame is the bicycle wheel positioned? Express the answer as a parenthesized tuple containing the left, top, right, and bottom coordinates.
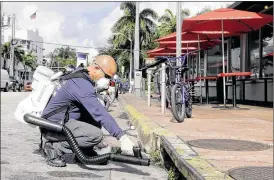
(185, 93, 192, 118)
(166, 85, 172, 107)
(171, 83, 185, 123)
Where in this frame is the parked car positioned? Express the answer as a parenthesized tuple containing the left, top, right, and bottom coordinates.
(24, 82, 32, 91)
(9, 78, 23, 92)
(1, 69, 10, 92)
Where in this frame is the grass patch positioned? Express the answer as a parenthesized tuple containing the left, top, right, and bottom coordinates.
(149, 150, 163, 167)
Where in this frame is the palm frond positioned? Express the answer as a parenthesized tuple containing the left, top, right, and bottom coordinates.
(181, 8, 190, 17)
(140, 8, 158, 20)
(158, 15, 171, 23)
(165, 9, 174, 18)
(120, 2, 135, 16)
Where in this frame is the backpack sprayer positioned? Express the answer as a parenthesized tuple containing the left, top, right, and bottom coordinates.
(14, 65, 150, 166)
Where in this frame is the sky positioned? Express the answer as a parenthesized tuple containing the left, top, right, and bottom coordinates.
(2, 1, 233, 61)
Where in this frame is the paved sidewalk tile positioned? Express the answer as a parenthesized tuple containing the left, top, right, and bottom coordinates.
(121, 93, 273, 173)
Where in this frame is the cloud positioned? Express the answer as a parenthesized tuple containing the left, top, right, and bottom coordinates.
(2, 1, 234, 59)
(2, 2, 119, 57)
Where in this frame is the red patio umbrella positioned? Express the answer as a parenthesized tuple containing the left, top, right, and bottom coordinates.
(182, 8, 273, 107)
(148, 52, 198, 58)
(158, 40, 221, 49)
(155, 31, 233, 42)
(182, 8, 273, 33)
(147, 47, 198, 54)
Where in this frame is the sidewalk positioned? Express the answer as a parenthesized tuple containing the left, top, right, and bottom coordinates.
(119, 93, 273, 179)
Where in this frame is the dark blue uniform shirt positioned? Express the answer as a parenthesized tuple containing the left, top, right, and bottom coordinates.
(41, 73, 125, 139)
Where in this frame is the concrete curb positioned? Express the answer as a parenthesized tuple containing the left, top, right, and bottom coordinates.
(119, 96, 233, 180)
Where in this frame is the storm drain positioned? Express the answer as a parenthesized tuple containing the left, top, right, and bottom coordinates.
(187, 139, 271, 151)
(117, 112, 129, 119)
(47, 171, 103, 179)
(228, 166, 273, 180)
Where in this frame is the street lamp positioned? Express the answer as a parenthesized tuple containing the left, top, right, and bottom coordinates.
(113, 32, 133, 83)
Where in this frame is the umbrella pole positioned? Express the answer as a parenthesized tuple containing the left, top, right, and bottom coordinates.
(198, 34, 202, 104)
(186, 43, 189, 80)
(221, 19, 227, 107)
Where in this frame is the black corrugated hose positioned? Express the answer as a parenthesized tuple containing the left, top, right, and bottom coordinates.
(24, 114, 150, 166)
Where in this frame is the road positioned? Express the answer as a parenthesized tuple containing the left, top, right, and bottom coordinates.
(1, 92, 167, 180)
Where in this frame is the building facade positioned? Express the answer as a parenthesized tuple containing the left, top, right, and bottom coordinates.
(194, 1, 273, 106)
(2, 28, 44, 83)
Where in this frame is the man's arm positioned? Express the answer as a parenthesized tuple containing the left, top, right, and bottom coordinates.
(70, 79, 125, 139)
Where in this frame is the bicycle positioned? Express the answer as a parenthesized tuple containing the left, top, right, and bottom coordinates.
(137, 52, 197, 122)
(156, 55, 192, 122)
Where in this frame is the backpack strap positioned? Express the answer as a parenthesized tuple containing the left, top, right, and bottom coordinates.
(60, 69, 93, 84)
(42, 105, 70, 119)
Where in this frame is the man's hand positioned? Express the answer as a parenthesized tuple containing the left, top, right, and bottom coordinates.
(119, 134, 136, 156)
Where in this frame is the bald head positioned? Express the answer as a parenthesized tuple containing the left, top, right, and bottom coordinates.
(94, 55, 117, 77)
(87, 55, 117, 81)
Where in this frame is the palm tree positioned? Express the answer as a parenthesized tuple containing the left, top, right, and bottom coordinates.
(1, 42, 24, 71)
(19, 51, 37, 82)
(111, 2, 159, 69)
(196, 6, 212, 16)
(51, 46, 77, 68)
(157, 8, 190, 37)
(22, 51, 37, 70)
(112, 2, 159, 48)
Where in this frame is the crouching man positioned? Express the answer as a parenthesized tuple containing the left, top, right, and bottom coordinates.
(40, 55, 135, 167)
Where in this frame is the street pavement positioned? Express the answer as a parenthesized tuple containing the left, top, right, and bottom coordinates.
(1, 92, 168, 180)
(121, 94, 273, 173)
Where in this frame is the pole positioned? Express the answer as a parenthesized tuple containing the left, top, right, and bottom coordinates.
(134, 2, 140, 97)
(161, 63, 166, 114)
(191, 55, 194, 79)
(198, 34, 202, 103)
(147, 69, 151, 107)
(221, 19, 227, 106)
(0, 2, 2, 68)
(186, 43, 189, 79)
(9, 14, 15, 77)
(176, 1, 182, 66)
(129, 31, 133, 82)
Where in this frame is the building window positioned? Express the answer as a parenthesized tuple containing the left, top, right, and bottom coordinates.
(262, 23, 273, 78)
(27, 41, 30, 50)
(207, 45, 225, 76)
(248, 30, 260, 79)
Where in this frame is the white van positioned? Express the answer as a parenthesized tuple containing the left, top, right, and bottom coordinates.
(1, 69, 10, 92)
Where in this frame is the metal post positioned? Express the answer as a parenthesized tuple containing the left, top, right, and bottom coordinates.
(191, 55, 195, 79)
(161, 63, 166, 114)
(0, 2, 2, 68)
(187, 43, 189, 79)
(221, 19, 227, 107)
(259, 28, 263, 78)
(142, 78, 146, 100)
(204, 50, 208, 103)
(204, 50, 208, 77)
(129, 31, 133, 82)
(198, 34, 202, 103)
(147, 69, 151, 107)
(9, 14, 15, 77)
(134, 2, 140, 97)
(176, 1, 182, 66)
(195, 54, 198, 77)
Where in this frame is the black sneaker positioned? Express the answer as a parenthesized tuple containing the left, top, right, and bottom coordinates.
(44, 142, 66, 167)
